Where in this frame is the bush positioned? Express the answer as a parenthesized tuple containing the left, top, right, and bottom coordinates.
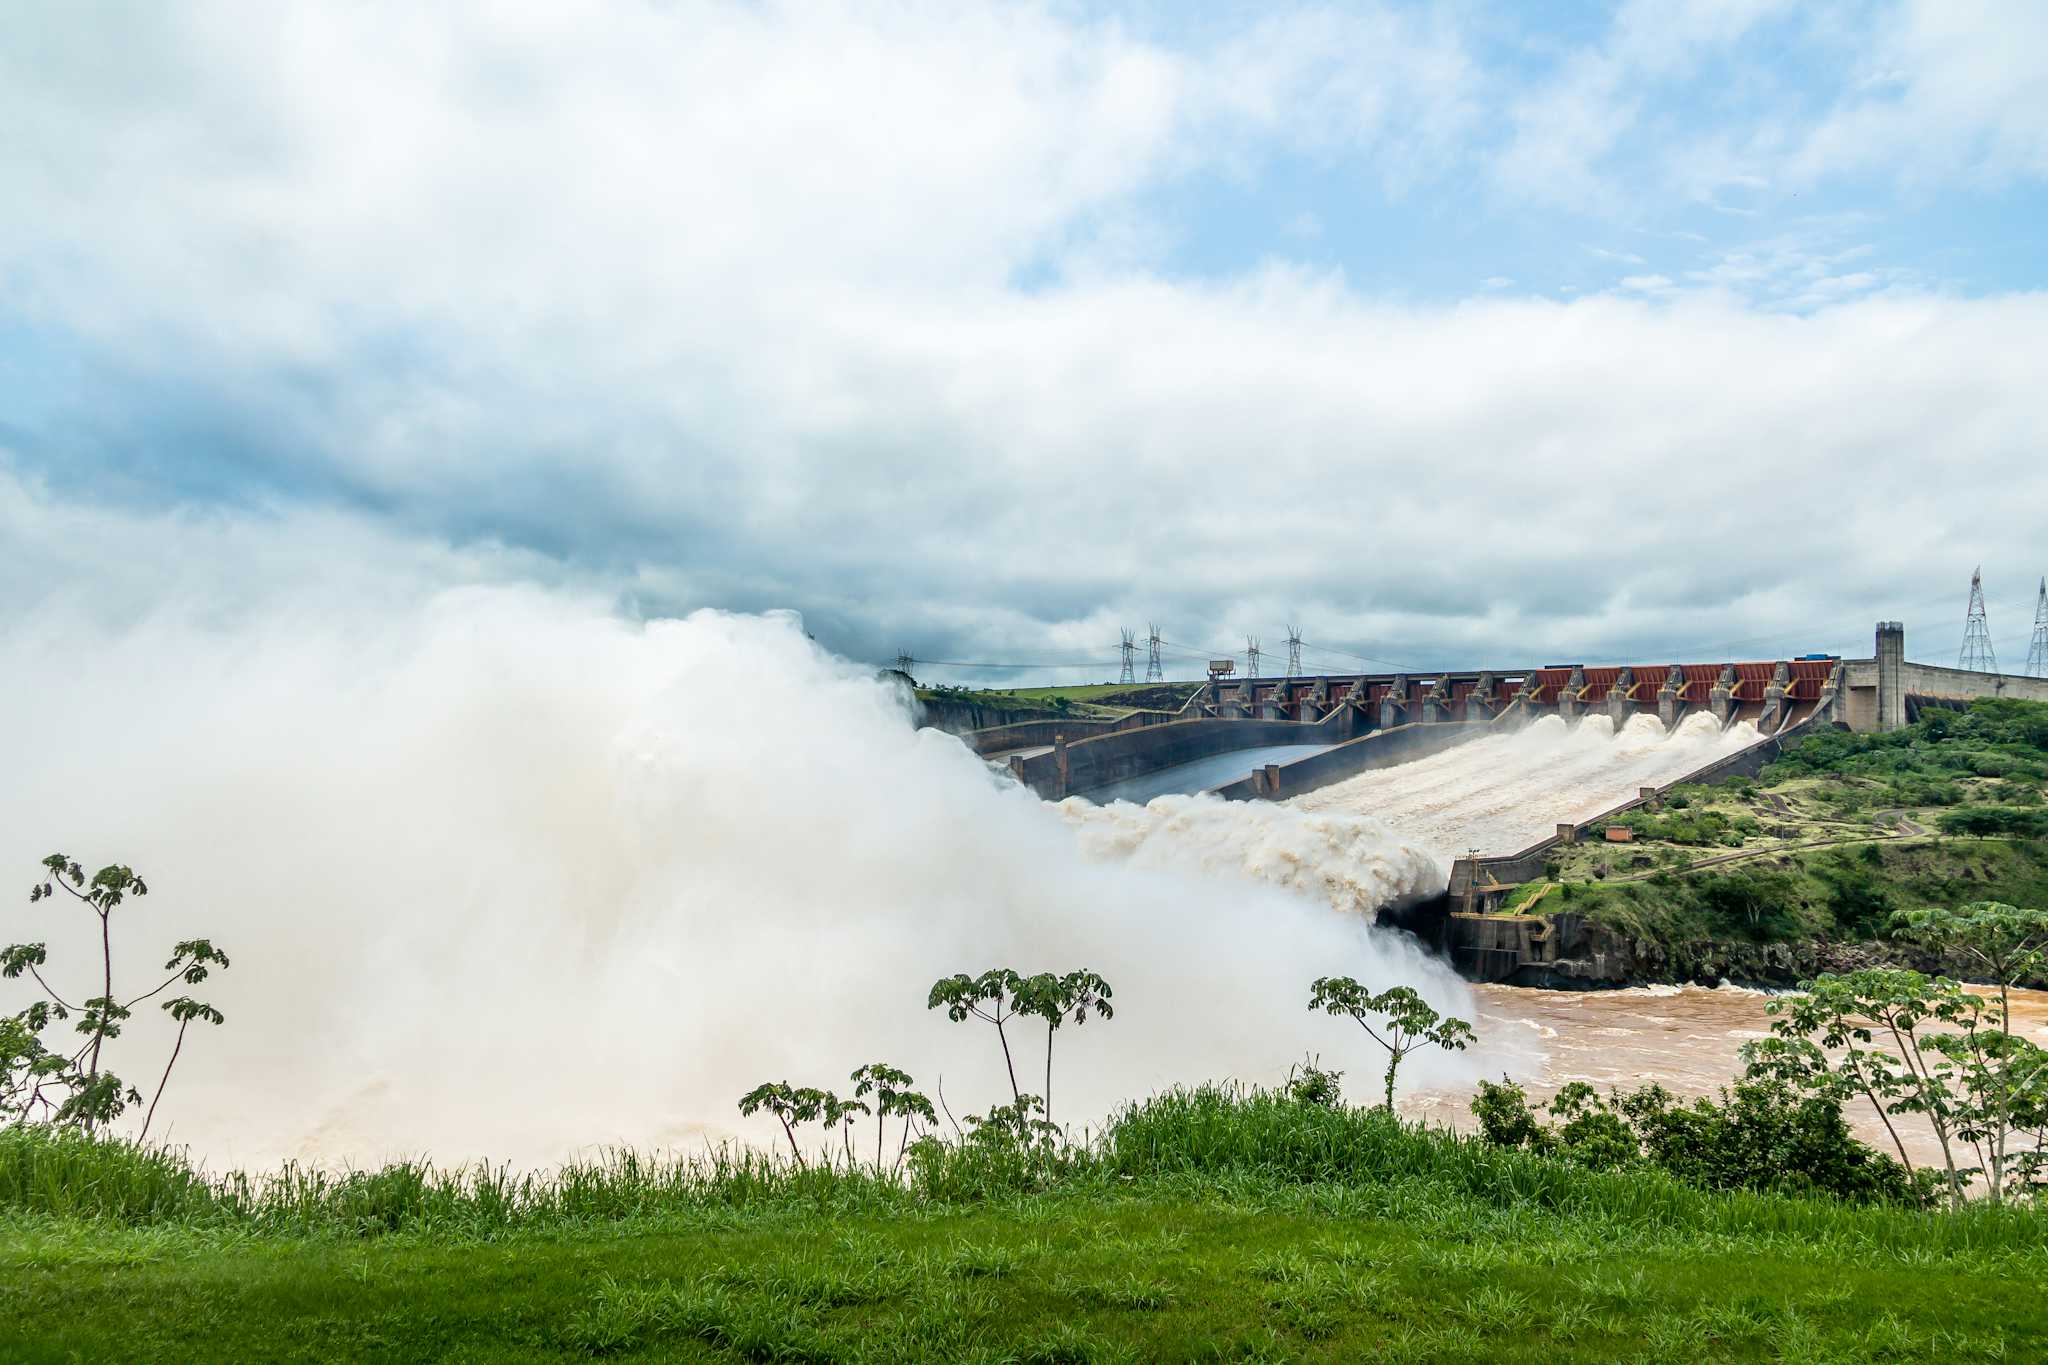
(1938, 807, 2048, 838)
(1470, 1079, 1924, 1206)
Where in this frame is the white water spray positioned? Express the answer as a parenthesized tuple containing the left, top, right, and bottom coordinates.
(0, 588, 1468, 1169)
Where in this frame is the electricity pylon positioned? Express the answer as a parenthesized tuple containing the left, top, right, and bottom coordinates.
(1959, 567, 1998, 673)
(2027, 578, 2048, 678)
(1118, 629, 1136, 685)
(1246, 637, 1262, 679)
(1285, 625, 1303, 678)
(1145, 624, 1163, 683)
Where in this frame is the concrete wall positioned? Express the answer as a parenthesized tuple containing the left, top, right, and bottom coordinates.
(961, 714, 1155, 756)
(1837, 622, 2048, 732)
(1208, 720, 1492, 802)
(1008, 716, 1349, 800)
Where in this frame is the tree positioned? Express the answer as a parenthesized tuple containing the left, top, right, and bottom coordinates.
(1307, 978, 1474, 1110)
(1749, 970, 1990, 1207)
(1886, 904, 2048, 1204)
(849, 1062, 936, 1172)
(1009, 969, 1112, 1128)
(1889, 903, 2048, 1035)
(928, 969, 1026, 1104)
(736, 1081, 867, 1167)
(6, 855, 229, 1137)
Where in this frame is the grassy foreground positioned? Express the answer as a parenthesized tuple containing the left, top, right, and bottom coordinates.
(5, 1089, 2046, 1363)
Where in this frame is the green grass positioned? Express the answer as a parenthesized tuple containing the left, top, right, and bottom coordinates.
(5, 1092, 2046, 1361)
(916, 682, 1203, 720)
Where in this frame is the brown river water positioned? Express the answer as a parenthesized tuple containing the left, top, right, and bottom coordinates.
(1410, 982, 2048, 1173)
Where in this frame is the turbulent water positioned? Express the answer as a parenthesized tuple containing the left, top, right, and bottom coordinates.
(0, 592, 1469, 1169)
(1290, 712, 1761, 865)
(0, 581, 1878, 1174)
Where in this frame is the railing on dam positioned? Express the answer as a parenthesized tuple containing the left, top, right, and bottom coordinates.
(1194, 654, 1842, 737)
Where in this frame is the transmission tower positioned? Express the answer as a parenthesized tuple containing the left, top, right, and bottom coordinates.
(1145, 624, 1163, 683)
(2027, 578, 2048, 678)
(1958, 567, 1999, 673)
(1285, 625, 1303, 678)
(893, 650, 915, 676)
(1118, 628, 1136, 685)
(1246, 636, 1262, 678)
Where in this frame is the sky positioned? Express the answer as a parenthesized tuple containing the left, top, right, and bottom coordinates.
(5, 0, 2048, 683)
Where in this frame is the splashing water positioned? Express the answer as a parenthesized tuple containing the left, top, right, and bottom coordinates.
(0, 589, 1470, 1169)
(1289, 712, 1762, 869)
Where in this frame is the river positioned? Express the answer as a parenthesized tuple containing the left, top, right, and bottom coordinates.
(1410, 982, 2048, 1173)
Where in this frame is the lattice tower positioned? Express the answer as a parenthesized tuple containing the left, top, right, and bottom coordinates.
(1959, 567, 1998, 673)
(1145, 624, 1163, 683)
(1246, 637, 1262, 679)
(1118, 629, 1136, 685)
(2027, 578, 2048, 678)
(1285, 625, 1303, 678)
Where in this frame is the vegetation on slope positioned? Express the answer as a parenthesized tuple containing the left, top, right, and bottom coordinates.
(913, 681, 1202, 720)
(1524, 699, 2048, 953)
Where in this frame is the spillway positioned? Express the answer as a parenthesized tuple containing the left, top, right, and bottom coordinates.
(1288, 712, 1760, 863)
(1084, 742, 1338, 804)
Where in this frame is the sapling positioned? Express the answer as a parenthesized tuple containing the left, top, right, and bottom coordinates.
(1010, 969, 1112, 1127)
(849, 1062, 936, 1171)
(6, 855, 229, 1136)
(928, 968, 1027, 1103)
(1307, 977, 1474, 1111)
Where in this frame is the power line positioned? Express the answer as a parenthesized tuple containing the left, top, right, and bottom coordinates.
(895, 656, 1115, 670)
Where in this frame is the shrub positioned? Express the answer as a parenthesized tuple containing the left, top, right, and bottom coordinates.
(1938, 807, 2048, 839)
(1470, 1079, 1923, 1205)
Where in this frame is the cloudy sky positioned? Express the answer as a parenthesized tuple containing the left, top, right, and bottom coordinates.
(6, 0, 2047, 682)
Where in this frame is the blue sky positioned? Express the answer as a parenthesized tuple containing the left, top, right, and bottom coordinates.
(4, 1, 2048, 680)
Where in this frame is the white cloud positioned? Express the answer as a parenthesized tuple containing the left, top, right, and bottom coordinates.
(1, 1, 2046, 676)
(1796, 0, 2048, 184)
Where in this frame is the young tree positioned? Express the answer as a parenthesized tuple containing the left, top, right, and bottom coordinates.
(1890, 903, 2048, 1035)
(738, 1081, 818, 1164)
(927, 969, 1026, 1103)
(6, 855, 229, 1136)
(1751, 969, 1986, 1207)
(737, 1082, 870, 1169)
(849, 1062, 937, 1172)
(1307, 978, 1474, 1111)
(819, 1091, 870, 1167)
(1009, 969, 1112, 1128)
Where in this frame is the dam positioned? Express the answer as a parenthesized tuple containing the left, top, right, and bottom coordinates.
(955, 622, 2048, 981)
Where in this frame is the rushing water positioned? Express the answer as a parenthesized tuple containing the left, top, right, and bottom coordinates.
(1290, 712, 1761, 863)
(1412, 983, 2048, 1172)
